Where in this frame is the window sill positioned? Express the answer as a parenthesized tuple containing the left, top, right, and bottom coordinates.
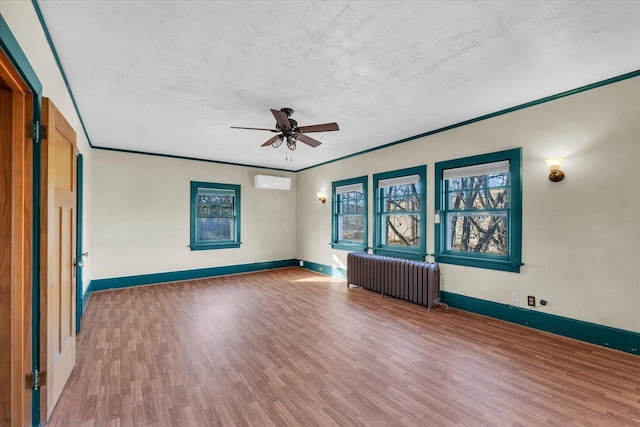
(190, 242, 241, 251)
(330, 242, 366, 252)
(373, 247, 425, 261)
(435, 253, 522, 273)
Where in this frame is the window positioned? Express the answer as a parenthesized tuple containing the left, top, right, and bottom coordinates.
(190, 181, 241, 250)
(373, 165, 426, 260)
(331, 176, 368, 251)
(435, 148, 522, 272)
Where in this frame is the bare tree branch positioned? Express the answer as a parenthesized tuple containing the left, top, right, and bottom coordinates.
(386, 217, 411, 245)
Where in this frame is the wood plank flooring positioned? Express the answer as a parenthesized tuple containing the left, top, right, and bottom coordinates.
(45, 267, 640, 426)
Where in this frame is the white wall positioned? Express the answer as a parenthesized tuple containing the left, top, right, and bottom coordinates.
(1, 2, 94, 291)
(91, 150, 297, 278)
(296, 76, 640, 333)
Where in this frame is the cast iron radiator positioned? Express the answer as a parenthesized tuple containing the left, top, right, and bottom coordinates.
(346, 252, 446, 311)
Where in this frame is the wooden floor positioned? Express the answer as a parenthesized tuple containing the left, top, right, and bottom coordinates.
(45, 267, 640, 426)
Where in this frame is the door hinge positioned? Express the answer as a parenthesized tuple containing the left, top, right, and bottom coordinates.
(25, 369, 46, 390)
(26, 123, 47, 141)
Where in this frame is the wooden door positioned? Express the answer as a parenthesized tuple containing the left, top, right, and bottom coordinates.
(0, 49, 33, 427)
(40, 98, 77, 421)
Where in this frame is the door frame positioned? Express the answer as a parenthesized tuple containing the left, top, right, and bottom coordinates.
(76, 153, 84, 333)
(1, 14, 44, 426)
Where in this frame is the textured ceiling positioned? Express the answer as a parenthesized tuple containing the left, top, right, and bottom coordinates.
(36, 1, 640, 171)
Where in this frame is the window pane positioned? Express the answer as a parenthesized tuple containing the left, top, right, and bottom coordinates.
(448, 191, 466, 210)
(339, 191, 364, 214)
(338, 215, 364, 242)
(447, 212, 508, 255)
(408, 195, 420, 210)
(199, 191, 235, 217)
(197, 203, 208, 215)
(488, 188, 509, 208)
(221, 202, 234, 216)
(383, 182, 420, 214)
(197, 217, 233, 242)
(469, 189, 488, 209)
(384, 214, 419, 247)
(449, 178, 464, 190)
(347, 198, 357, 213)
(384, 199, 403, 212)
(448, 173, 510, 190)
(488, 173, 509, 187)
(208, 203, 220, 215)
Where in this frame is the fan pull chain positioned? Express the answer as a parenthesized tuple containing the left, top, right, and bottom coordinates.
(285, 148, 293, 162)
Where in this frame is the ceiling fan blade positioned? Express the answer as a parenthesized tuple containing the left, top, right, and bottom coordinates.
(231, 126, 278, 132)
(297, 133, 322, 148)
(261, 135, 281, 147)
(297, 122, 339, 133)
(271, 109, 291, 129)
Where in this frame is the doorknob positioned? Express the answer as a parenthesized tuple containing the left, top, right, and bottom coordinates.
(73, 259, 84, 268)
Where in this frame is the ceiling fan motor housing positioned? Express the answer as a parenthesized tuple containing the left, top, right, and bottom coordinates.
(280, 107, 294, 117)
(286, 118, 298, 132)
(275, 108, 297, 133)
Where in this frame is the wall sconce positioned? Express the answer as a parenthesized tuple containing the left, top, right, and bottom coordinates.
(545, 158, 565, 182)
(317, 192, 326, 203)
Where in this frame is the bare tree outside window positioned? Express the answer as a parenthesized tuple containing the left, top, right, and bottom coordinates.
(337, 190, 365, 242)
(332, 177, 368, 250)
(382, 183, 420, 247)
(446, 173, 509, 255)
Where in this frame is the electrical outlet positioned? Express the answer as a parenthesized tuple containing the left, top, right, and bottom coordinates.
(511, 291, 519, 303)
(527, 296, 536, 307)
(299, 260, 304, 267)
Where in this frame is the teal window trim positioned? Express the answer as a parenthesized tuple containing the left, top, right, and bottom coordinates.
(331, 175, 368, 251)
(434, 148, 523, 273)
(373, 165, 427, 261)
(190, 181, 241, 250)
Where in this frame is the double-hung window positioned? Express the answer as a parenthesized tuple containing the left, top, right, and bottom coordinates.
(331, 176, 368, 251)
(190, 181, 241, 250)
(373, 165, 426, 260)
(435, 148, 522, 272)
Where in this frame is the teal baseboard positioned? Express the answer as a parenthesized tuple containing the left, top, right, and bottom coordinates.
(81, 290, 91, 313)
(88, 259, 299, 293)
(440, 291, 639, 355)
(300, 260, 346, 279)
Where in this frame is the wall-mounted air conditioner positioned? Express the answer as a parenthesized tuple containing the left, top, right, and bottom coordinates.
(254, 174, 291, 191)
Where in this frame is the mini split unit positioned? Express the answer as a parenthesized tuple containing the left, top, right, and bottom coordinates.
(254, 174, 291, 191)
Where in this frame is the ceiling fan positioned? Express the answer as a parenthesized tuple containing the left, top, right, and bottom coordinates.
(231, 108, 339, 151)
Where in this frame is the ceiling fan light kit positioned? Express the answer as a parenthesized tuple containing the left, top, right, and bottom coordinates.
(232, 108, 339, 161)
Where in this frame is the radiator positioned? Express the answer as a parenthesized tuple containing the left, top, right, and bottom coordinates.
(347, 252, 446, 311)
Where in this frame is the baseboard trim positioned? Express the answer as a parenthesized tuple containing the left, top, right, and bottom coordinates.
(88, 259, 299, 293)
(440, 291, 639, 355)
(82, 290, 91, 313)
